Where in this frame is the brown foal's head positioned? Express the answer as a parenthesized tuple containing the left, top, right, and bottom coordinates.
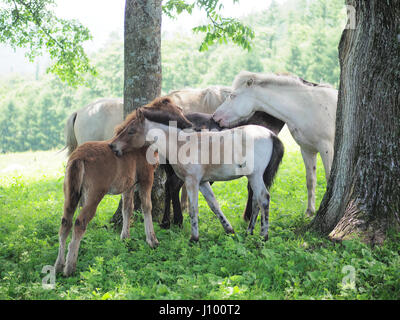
(109, 96, 193, 157)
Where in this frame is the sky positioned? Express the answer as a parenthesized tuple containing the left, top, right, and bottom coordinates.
(55, 0, 275, 50)
(0, 0, 279, 75)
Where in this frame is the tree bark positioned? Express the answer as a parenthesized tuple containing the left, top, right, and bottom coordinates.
(111, 0, 164, 226)
(309, 0, 400, 245)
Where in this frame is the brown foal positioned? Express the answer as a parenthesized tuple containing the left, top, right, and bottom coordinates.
(54, 97, 192, 277)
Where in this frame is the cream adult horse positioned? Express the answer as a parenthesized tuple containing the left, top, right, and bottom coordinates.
(213, 71, 338, 216)
(64, 86, 232, 155)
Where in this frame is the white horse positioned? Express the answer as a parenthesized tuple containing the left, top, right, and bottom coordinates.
(109, 98, 285, 241)
(213, 71, 338, 216)
(64, 86, 232, 155)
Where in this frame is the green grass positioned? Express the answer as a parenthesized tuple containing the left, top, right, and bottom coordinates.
(0, 133, 399, 300)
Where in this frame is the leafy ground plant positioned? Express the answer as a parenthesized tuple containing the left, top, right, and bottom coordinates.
(0, 138, 399, 300)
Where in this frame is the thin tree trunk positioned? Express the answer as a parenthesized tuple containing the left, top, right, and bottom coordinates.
(310, 0, 400, 245)
(111, 0, 164, 226)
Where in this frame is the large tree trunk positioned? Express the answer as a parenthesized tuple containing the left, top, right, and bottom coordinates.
(111, 0, 164, 226)
(309, 0, 400, 245)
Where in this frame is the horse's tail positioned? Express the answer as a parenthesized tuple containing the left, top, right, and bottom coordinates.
(264, 134, 285, 190)
(62, 111, 78, 156)
(64, 159, 85, 210)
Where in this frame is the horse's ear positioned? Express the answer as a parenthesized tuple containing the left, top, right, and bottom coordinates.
(246, 78, 254, 87)
(136, 108, 144, 121)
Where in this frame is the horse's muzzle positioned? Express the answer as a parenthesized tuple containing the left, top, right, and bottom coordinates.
(108, 143, 122, 157)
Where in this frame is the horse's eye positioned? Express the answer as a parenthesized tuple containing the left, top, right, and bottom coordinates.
(128, 128, 136, 135)
(230, 94, 236, 99)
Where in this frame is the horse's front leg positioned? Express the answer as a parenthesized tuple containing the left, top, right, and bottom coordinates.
(120, 188, 134, 240)
(139, 184, 159, 249)
(300, 148, 317, 217)
(319, 142, 334, 180)
(199, 182, 234, 234)
(180, 184, 189, 213)
(160, 177, 172, 229)
(185, 177, 200, 242)
(169, 173, 184, 227)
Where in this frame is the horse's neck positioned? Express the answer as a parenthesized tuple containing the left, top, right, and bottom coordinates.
(253, 86, 308, 128)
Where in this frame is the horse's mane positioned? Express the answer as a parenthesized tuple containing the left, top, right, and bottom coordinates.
(202, 86, 232, 108)
(232, 71, 333, 90)
(168, 86, 232, 109)
(114, 109, 139, 135)
(114, 97, 172, 135)
(114, 96, 191, 135)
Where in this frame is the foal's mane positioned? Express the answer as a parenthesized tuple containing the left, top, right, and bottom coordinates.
(232, 71, 333, 90)
(114, 109, 139, 136)
(114, 96, 190, 135)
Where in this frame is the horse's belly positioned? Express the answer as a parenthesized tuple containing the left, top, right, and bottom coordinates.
(107, 177, 135, 195)
(287, 125, 318, 152)
(202, 164, 244, 182)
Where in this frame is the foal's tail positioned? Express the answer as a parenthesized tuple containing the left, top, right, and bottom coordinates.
(264, 134, 285, 190)
(64, 159, 85, 211)
(62, 111, 78, 156)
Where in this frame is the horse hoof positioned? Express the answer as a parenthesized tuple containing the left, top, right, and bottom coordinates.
(189, 235, 199, 243)
(147, 238, 159, 248)
(305, 209, 315, 218)
(160, 221, 170, 229)
(120, 231, 130, 240)
(263, 234, 269, 241)
(54, 261, 64, 273)
(63, 264, 76, 277)
(173, 218, 183, 227)
(226, 227, 235, 234)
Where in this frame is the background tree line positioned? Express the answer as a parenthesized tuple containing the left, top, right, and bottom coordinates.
(0, 0, 346, 153)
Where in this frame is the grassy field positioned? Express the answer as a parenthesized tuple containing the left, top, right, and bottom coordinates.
(0, 128, 399, 300)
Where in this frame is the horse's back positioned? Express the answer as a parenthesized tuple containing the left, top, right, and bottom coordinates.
(236, 124, 275, 141)
(168, 86, 231, 114)
(74, 98, 123, 144)
(237, 125, 276, 173)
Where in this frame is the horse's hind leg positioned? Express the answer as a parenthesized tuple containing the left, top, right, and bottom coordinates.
(199, 182, 234, 234)
(121, 188, 134, 240)
(171, 176, 184, 226)
(64, 191, 105, 276)
(54, 190, 80, 273)
(248, 176, 270, 241)
(242, 182, 253, 221)
(247, 195, 260, 236)
(54, 178, 81, 272)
